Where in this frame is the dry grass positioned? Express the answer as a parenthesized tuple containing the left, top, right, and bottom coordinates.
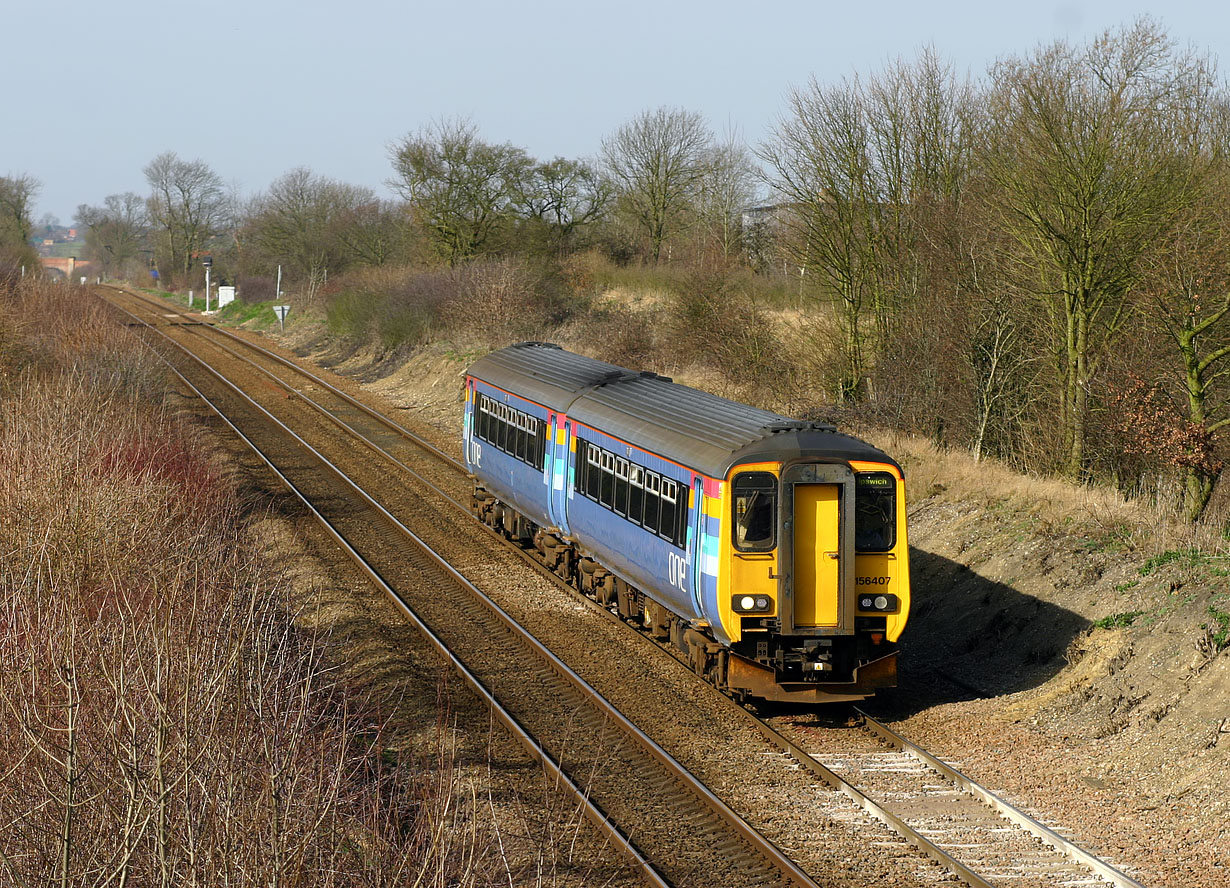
(0, 280, 607, 886)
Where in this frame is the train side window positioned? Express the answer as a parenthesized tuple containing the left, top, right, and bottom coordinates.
(659, 479, 677, 543)
(672, 481, 689, 548)
(855, 473, 896, 552)
(599, 451, 615, 508)
(628, 466, 644, 525)
(587, 444, 602, 499)
(495, 410, 508, 452)
(614, 457, 629, 516)
(643, 472, 660, 530)
(733, 472, 776, 552)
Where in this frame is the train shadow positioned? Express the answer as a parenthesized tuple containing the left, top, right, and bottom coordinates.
(760, 546, 1091, 722)
(878, 545, 1090, 718)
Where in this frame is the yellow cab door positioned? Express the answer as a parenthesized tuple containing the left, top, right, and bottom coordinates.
(792, 484, 841, 626)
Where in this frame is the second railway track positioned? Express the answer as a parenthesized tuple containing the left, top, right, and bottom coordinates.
(101, 286, 1152, 888)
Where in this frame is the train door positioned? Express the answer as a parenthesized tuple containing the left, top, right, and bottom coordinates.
(793, 484, 840, 626)
(690, 478, 704, 614)
(780, 464, 855, 635)
(547, 415, 571, 533)
(544, 414, 558, 525)
(463, 379, 478, 470)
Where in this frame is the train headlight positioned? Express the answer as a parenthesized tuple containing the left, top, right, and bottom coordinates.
(732, 595, 773, 613)
(858, 593, 899, 612)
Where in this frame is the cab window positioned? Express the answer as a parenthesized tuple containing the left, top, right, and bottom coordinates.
(855, 473, 896, 552)
(733, 472, 776, 552)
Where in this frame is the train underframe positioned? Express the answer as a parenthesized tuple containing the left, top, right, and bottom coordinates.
(472, 487, 898, 705)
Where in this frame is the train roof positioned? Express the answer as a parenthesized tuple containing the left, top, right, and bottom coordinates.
(465, 342, 899, 479)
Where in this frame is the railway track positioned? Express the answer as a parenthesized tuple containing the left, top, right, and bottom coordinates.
(759, 711, 1147, 888)
(101, 286, 1150, 888)
(103, 287, 822, 888)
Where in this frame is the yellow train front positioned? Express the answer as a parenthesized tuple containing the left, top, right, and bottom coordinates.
(463, 343, 909, 704)
(711, 453, 909, 704)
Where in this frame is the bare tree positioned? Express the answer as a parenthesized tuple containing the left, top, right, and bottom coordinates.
(762, 75, 886, 400)
(696, 131, 760, 261)
(389, 118, 533, 264)
(518, 157, 612, 255)
(76, 193, 149, 281)
(1135, 164, 1230, 522)
(601, 107, 713, 263)
(982, 19, 1211, 478)
(763, 51, 978, 403)
(0, 173, 40, 267)
(331, 199, 413, 268)
(243, 167, 377, 299)
(143, 152, 229, 284)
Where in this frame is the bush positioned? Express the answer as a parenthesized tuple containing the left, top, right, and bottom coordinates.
(237, 273, 278, 302)
(663, 266, 789, 402)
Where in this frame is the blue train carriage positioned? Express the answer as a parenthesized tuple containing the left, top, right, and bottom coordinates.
(463, 342, 910, 704)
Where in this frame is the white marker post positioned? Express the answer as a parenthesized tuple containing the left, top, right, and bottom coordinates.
(273, 304, 290, 332)
(203, 256, 213, 312)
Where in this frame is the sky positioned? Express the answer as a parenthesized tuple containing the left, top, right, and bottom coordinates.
(7, 0, 1229, 226)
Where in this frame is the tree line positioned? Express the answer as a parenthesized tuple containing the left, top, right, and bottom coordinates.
(8, 17, 1226, 524)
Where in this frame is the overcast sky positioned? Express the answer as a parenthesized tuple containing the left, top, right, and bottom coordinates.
(7, 0, 1228, 225)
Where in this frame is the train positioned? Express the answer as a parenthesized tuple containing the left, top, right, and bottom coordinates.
(462, 342, 909, 704)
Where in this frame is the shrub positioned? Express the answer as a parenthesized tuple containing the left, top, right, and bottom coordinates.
(663, 266, 789, 401)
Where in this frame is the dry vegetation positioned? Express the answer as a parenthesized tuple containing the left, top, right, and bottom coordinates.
(0, 278, 576, 886)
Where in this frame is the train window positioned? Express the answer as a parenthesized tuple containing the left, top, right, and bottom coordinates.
(493, 409, 506, 451)
(587, 445, 601, 499)
(733, 472, 777, 552)
(570, 438, 687, 548)
(628, 466, 644, 525)
(599, 451, 615, 508)
(474, 393, 547, 471)
(643, 473, 660, 530)
(659, 479, 678, 543)
(614, 457, 629, 516)
(855, 473, 896, 552)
